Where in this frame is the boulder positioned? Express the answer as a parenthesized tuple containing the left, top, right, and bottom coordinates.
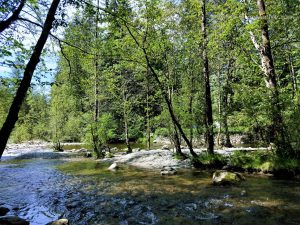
(105, 152, 114, 158)
(77, 148, 87, 153)
(161, 166, 177, 175)
(0, 216, 29, 225)
(132, 148, 141, 153)
(0, 206, 9, 216)
(108, 163, 118, 170)
(101, 146, 110, 152)
(46, 219, 69, 225)
(161, 145, 169, 150)
(110, 147, 118, 152)
(212, 170, 245, 185)
(85, 152, 92, 158)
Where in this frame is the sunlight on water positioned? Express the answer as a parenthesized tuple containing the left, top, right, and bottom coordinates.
(1, 158, 300, 225)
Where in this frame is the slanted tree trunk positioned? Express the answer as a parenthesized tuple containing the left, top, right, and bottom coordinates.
(0, 0, 26, 33)
(254, 0, 293, 156)
(201, 0, 214, 154)
(0, 0, 61, 159)
(167, 72, 185, 157)
(124, 22, 198, 158)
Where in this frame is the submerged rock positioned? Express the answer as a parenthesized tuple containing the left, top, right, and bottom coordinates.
(0, 206, 9, 216)
(108, 163, 119, 170)
(161, 166, 177, 175)
(212, 170, 245, 185)
(0, 216, 29, 225)
(46, 218, 69, 225)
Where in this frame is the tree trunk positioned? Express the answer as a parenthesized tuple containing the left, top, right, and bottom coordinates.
(222, 60, 233, 147)
(125, 23, 198, 158)
(146, 77, 151, 150)
(0, 0, 26, 33)
(188, 94, 194, 146)
(201, 0, 214, 154)
(92, 0, 101, 158)
(94, 0, 100, 122)
(256, 0, 293, 157)
(145, 58, 198, 157)
(0, 0, 61, 159)
(123, 87, 132, 154)
(288, 53, 297, 98)
(217, 62, 222, 146)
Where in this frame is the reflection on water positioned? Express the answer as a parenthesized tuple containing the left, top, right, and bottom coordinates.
(1, 158, 300, 225)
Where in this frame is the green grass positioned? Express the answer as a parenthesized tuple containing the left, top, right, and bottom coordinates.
(229, 150, 300, 173)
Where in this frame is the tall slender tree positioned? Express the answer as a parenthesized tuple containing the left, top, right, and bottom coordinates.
(0, 0, 61, 159)
(201, 0, 214, 154)
(247, 0, 293, 157)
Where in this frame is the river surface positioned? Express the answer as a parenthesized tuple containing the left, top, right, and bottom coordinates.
(0, 151, 300, 225)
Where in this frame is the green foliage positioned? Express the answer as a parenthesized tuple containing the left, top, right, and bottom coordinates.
(192, 153, 227, 168)
(154, 127, 169, 138)
(84, 113, 117, 149)
(1, 0, 299, 166)
(228, 150, 300, 172)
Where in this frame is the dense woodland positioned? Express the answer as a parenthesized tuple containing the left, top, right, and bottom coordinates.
(0, 0, 299, 160)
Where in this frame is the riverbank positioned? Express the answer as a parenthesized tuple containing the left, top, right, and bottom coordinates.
(3, 142, 299, 178)
(100, 147, 267, 169)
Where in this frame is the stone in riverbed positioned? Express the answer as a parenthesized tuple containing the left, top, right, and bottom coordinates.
(161, 145, 169, 150)
(161, 166, 177, 175)
(46, 218, 69, 225)
(0, 206, 9, 216)
(212, 170, 245, 185)
(108, 163, 118, 170)
(85, 152, 92, 158)
(132, 148, 141, 152)
(0, 216, 29, 225)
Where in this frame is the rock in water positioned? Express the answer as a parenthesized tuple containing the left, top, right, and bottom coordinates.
(46, 219, 69, 225)
(108, 163, 118, 170)
(212, 170, 245, 185)
(0, 216, 29, 225)
(0, 206, 10, 216)
(161, 166, 177, 175)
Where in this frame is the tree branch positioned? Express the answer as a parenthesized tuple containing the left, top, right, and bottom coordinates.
(0, 0, 26, 33)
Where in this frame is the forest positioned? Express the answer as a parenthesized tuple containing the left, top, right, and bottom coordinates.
(1, 0, 300, 161)
(1, 1, 300, 225)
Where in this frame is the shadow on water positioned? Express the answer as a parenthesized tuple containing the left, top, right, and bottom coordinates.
(1, 158, 300, 225)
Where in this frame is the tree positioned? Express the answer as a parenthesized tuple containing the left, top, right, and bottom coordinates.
(245, 0, 294, 157)
(0, 0, 61, 159)
(200, 0, 214, 154)
(0, 0, 26, 33)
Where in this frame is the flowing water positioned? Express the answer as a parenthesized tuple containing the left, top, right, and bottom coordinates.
(0, 152, 300, 225)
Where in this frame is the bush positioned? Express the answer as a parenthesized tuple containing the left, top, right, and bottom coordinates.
(154, 127, 170, 138)
(192, 153, 227, 169)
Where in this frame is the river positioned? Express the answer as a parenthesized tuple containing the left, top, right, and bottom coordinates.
(0, 149, 300, 225)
